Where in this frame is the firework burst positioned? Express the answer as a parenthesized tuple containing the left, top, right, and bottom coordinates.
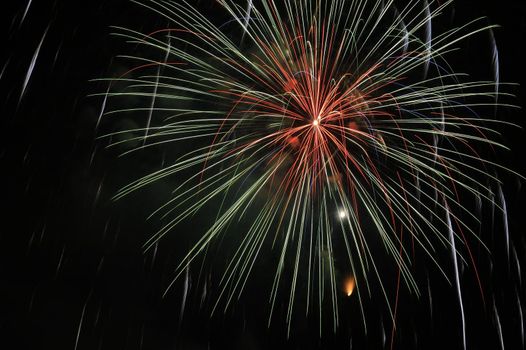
(97, 0, 519, 342)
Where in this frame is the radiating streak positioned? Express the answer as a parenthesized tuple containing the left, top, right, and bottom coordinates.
(447, 206, 466, 350)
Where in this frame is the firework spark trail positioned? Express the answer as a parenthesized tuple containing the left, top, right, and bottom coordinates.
(427, 274, 433, 320)
(489, 28, 500, 106)
(518, 290, 525, 348)
(144, 34, 171, 144)
(0, 58, 10, 81)
(179, 264, 190, 327)
(446, 205, 466, 350)
(54, 245, 65, 278)
(498, 184, 510, 265)
(20, 0, 33, 27)
(20, 25, 49, 106)
(241, 0, 253, 43)
(96, 85, 110, 130)
(423, 0, 432, 78)
(98, 0, 520, 338)
(494, 302, 505, 350)
(74, 300, 88, 350)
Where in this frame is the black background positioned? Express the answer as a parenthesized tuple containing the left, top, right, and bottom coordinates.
(1, 1, 525, 349)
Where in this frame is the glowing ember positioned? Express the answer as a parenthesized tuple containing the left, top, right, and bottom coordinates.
(344, 276, 356, 297)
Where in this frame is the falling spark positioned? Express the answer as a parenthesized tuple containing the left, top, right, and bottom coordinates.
(393, 6, 409, 54)
(94, 178, 104, 207)
(51, 40, 63, 70)
(96, 85, 110, 130)
(74, 301, 88, 350)
(513, 246, 522, 287)
(489, 28, 500, 106)
(20, 0, 33, 27)
(94, 302, 102, 326)
(55, 245, 65, 278)
(20, 25, 49, 105)
(200, 277, 208, 308)
(0, 58, 10, 81)
(96, 257, 105, 275)
(26, 232, 35, 255)
(427, 274, 433, 320)
(179, 265, 190, 327)
(498, 185, 510, 265)
(28, 288, 37, 314)
(519, 292, 525, 348)
(150, 242, 158, 270)
(144, 35, 171, 144)
(423, 0, 432, 78)
(241, 0, 253, 43)
(493, 302, 505, 350)
(381, 318, 387, 348)
(139, 325, 145, 350)
(447, 206, 466, 350)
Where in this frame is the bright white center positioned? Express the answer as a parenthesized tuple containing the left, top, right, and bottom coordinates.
(338, 209, 347, 219)
(312, 119, 319, 126)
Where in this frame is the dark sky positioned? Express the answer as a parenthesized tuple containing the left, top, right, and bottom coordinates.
(1, 1, 525, 349)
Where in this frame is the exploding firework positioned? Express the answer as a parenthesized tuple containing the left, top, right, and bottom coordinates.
(97, 0, 519, 343)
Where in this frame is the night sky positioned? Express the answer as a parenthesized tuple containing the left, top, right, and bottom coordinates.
(2, 1, 525, 349)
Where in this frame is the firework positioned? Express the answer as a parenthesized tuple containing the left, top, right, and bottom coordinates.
(97, 0, 518, 342)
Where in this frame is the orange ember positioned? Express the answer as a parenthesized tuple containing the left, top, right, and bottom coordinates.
(344, 276, 356, 296)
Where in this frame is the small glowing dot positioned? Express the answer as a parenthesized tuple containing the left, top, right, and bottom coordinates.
(338, 209, 347, 219)
(312, 119, 319, 126)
